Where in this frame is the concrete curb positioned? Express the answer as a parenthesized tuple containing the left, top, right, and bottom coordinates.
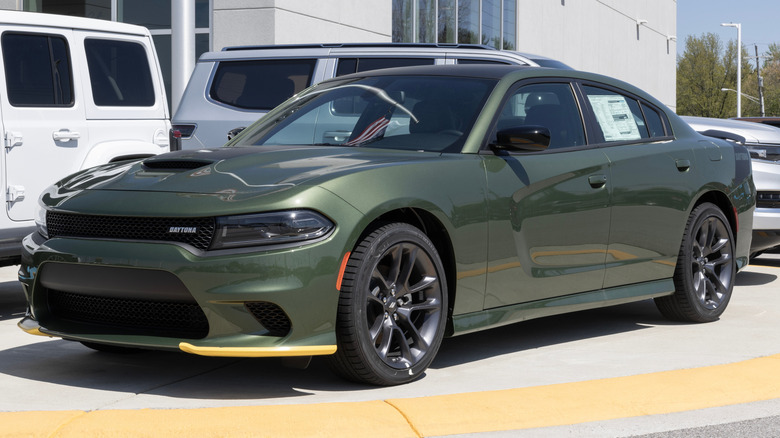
(4, 354, 780, 437)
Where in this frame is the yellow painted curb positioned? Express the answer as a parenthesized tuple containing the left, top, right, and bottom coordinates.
(3, 354, 780, 437)
(388, 353, 780, 436)
(0, 411, 85, 437)
(0, 401, 416, 438)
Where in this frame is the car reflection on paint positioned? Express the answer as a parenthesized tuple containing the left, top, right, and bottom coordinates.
(19, 65, 754, 386)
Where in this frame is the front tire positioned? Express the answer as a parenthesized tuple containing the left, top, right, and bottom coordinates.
(329, 223, 448, 386)
(655, 203, 735, 322)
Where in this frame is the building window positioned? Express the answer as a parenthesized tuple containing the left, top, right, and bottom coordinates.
(481, 0, 500, 48)
(458, 0, 480, 44)
(438, 0, 456, 43)
(393, 0, 517, 50)
(502, 0, 516, 49)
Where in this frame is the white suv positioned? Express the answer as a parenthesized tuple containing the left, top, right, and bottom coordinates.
(172, 43, 569, 150)
(0, 11, 171, 265)
(682, 116, 780, 256)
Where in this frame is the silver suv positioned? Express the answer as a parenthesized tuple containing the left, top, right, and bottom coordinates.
(682, 116, 780, 256)
(171, 43, 569, 150)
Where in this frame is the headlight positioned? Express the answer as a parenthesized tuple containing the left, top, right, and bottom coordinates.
(35, 201, 48, 239)
(210, 210, 334, 250)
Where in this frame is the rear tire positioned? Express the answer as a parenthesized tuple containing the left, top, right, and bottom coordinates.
(655, 203, 735, 322)
(328, 223, 447, 386)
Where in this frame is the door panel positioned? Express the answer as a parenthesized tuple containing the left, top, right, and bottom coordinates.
(579, 84, 693, 287)
(602, 142, 694, 287)
(0, 29, 89, 222)
(484, 148, 611, 308)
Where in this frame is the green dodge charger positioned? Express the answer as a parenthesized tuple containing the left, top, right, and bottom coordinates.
(18, 65, 755, 385)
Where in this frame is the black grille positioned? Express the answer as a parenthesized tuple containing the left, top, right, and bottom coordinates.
(245, 302, 292, 337)
(47, 212, 216, 250)
(47, 290, 209, 339)
(757, 192, 780, 209)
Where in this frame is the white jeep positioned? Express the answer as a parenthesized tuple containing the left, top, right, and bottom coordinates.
(0, 11, 170, 265)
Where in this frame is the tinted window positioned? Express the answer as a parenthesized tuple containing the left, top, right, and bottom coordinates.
(335, 57, 434, 76)
(641, 103, 667, 137)
(2, 33, 73, 106)
(85, 39, 155, 106)
(495, 82, 585, 149)
(210, 59, 316, 110)
(583, 86, 647, 142)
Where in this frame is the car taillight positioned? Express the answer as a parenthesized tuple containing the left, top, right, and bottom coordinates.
(170, 124, 196, 151)
(171, 124, 196, 138)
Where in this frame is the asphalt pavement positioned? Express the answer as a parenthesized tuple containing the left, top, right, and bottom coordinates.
(2, 256, 780, 437)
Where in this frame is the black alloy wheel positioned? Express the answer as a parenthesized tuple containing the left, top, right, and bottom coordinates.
(655, 203, 735, 322)
(329, 222, 447, 386)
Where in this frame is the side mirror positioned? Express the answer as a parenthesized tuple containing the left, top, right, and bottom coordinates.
(227, 127, 247, 141)
(492, 126, 550, 152)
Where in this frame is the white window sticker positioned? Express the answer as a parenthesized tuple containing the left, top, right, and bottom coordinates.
(587, 95, 641, 141)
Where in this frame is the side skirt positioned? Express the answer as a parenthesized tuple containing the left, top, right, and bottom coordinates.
(451, 279, 674, 336)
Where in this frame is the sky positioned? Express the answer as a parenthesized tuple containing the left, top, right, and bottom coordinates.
(677, 0, 780, 59)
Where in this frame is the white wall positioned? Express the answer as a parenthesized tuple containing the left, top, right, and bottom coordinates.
(212, 0, 391, 50)
(516, 0, 677, 110)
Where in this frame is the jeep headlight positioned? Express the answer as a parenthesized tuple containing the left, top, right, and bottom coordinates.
(210, 210, 333, 250)
(35, 201, 48, 239)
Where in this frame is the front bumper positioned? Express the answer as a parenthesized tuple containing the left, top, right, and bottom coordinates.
(751, 160, 780, 253)
(18, 230, 347, 356)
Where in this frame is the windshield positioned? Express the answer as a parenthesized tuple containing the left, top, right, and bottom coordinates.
(234, 75, 497, 153)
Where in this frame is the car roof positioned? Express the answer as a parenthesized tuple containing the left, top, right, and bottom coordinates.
(329, 63, 537, 79)
(681, 116, 780, 145)
(324, 63, 647, 93)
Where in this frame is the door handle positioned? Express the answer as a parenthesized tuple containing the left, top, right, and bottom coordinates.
(52, 130, 81, 142)
(675, 159, 691, 171)
(588, 174, 607, 188)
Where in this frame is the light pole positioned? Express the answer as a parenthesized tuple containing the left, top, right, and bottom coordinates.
(721, 22, 742, 117)
(721, 87, 761, 105)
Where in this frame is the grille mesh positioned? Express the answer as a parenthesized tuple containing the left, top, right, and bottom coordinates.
(47, 290, 209, 339)
(757, 192, 780, 209)
(47, 212, 216, 250)
(245, 302, 292, 337)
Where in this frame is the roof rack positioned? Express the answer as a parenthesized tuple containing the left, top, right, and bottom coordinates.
(222, 43, 500, 52)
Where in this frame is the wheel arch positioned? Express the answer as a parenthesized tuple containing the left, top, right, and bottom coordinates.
(692, 190, 738, 239)
(361, 207, 458, 337)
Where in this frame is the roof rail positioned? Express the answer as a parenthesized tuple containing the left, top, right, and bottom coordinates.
(222, 43, 500, 52)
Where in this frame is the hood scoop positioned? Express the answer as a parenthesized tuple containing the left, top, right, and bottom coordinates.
(142, 158, 214, 171)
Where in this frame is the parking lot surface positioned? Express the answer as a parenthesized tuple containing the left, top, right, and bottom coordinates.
(2, 256, 780, 437)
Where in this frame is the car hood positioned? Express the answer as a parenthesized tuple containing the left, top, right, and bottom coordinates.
(59, 146, 440, 195)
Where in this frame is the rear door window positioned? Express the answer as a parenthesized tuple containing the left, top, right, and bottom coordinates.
(85, 38, 155, 107)
(583, 86, 646, 142)
(2, 33, 73, 107)
(335, 58, 434, 76)
(209, 59, 316, 110)
(583, 85, 669, 142)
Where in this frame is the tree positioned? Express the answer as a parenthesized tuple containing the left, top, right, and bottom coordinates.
(754, 43, 780, 116)
(676, 33, 754, 117)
